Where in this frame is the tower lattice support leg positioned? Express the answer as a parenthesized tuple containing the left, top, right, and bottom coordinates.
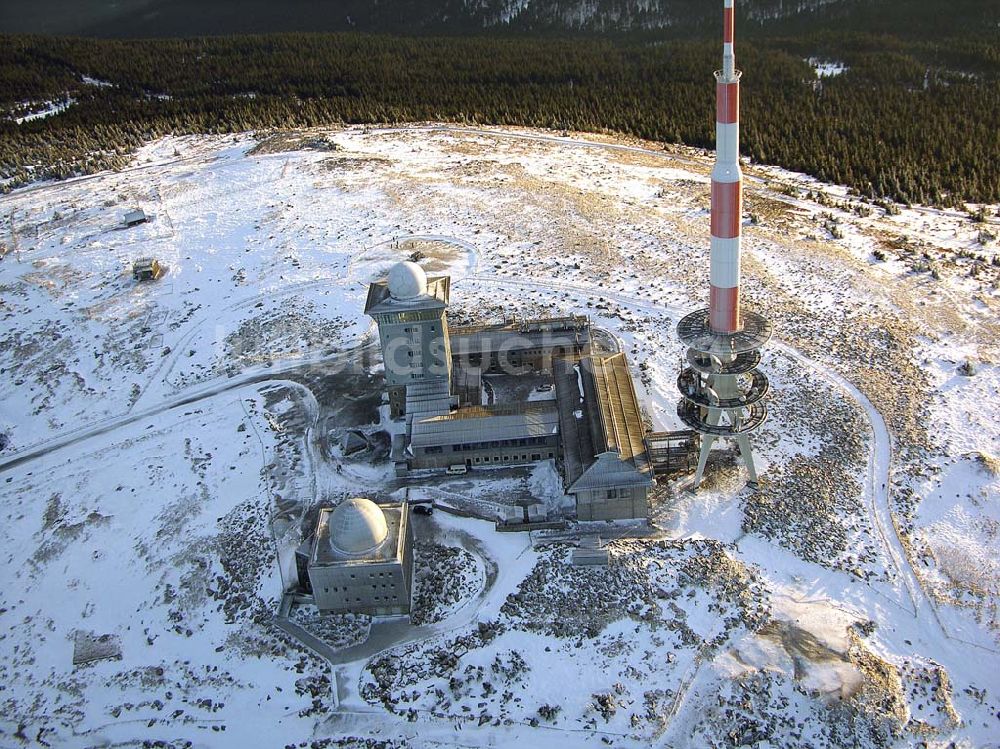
(735, 433, 759, 484)
(691, 408, 722, 488)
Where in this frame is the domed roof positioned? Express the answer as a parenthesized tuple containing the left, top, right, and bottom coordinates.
(387, 261, 427, 300)
(329, 497, 389, 556)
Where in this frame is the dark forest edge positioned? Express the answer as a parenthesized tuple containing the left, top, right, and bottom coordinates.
(1, 32, 998, 206)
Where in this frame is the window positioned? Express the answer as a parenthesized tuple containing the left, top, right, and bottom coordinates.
(532, 453, 540, 461)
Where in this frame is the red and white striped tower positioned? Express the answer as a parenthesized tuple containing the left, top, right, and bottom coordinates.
(676, 0, 772, 490)
(710, 0, 742, 333)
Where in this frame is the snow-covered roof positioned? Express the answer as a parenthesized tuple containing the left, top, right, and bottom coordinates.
(569, 450, 652, 492)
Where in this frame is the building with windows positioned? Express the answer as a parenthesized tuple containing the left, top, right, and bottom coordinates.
(367, 260, 658, 521)
(555, 353, 654, 520)
(364, 261, 452, 418)
(408, 401, 560, 470)
(301, 497, 413, 616)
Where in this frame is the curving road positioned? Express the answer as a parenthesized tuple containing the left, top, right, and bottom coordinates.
(432, 234, 983, 657)
(0, 337, 377, 474)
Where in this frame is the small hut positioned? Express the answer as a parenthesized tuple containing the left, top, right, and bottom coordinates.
(124, 209, 148, 227)
(132, 257, 162, 281)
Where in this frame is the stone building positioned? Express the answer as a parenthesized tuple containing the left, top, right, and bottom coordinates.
(303, 497, 414, 616)
(408, 402, 560, 470)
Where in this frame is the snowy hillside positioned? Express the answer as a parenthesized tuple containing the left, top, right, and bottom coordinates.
(0, 126, 997, 748)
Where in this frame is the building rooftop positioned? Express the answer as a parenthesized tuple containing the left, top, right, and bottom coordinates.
(387, 260, 427, 300)
(364, 267, 450, 315)
(561, 353, 653, 492)
(404, 378, 453, 422)
(410, 401, 559, 448)
(328, 497, 389, 555)
(450, 315, 590, 358)
(587, 353, 648, 466)
(554, 357, 594, 487)
(312, 501, 406, 566)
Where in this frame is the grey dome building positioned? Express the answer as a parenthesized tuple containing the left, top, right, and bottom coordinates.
(302, 498, 414, 616)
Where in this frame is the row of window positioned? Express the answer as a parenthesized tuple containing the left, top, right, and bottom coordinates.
(342, 571, 394, 580)
(323, 584, 398, 594)
(321, 593, 400, 603)
(452, 436, 551, 451)
(460, 345, 577, 361)
(471, 453, 552, 464)
(378, 310, 442, 324)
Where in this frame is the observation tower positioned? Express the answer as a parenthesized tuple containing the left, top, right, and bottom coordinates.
(676, 0, 771, 488)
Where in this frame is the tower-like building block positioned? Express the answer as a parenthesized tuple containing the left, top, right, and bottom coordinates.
(365, 261, 452, 418)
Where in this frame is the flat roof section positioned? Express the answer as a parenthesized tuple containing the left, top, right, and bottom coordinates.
(364, 275, 450, 316)
(405, 378, 453, 421)
(554, 356, 593, 488)
(410, 401, 559, 448)
(449, 315, 590, 358)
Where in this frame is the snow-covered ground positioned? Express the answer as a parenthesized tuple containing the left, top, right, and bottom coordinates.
(0, 124, 998, 748)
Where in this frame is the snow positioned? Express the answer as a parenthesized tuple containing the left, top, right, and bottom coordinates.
(81, 75, 113, 88)
(808, 57, 849, 78)
(11, 97, 76, 124)
(0, 124, 998, 747)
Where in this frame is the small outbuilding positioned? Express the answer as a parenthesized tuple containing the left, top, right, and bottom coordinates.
(124, 209, 148, 227)
(132, 257, 162, 281)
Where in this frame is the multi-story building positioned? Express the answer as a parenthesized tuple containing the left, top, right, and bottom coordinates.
(369, 261, 656, 522)
(364, 261, 452, 418)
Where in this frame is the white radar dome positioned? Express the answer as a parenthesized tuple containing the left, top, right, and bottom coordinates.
(329, 497, 389, 556)
(387, 261, 427, 300)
